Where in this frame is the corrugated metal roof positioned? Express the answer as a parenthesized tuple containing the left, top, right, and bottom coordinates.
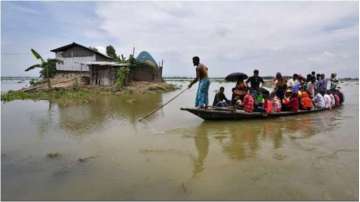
(86, 61, 129, 67)
(50, 42, 114, 60)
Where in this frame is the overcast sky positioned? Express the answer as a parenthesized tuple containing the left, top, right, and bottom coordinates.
(1, 1, 359, 77)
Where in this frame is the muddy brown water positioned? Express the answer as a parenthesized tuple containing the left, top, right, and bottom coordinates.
(1, 80, 359, 200)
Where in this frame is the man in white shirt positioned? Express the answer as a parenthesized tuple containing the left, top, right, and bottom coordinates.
(287, 74, 299, 88)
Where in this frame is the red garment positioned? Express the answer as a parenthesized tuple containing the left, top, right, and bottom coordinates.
(243, 94, 254, 113)
(264, 99, 272, 113)
(301, 92, 313, 110)
(290, 96, 299, 112)
(334, 94, 340, 106)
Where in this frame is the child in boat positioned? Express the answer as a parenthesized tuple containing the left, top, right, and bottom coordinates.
(243, 90, 254, 113)
(272, 95, 282, 112)
(300, 91, 313, 110)
(313, 92, 325, 109)
(213, 86, 230, 107)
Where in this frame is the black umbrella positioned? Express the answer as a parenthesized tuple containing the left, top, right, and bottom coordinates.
(225, 72, 248, 82)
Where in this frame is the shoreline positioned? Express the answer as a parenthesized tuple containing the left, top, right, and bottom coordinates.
(1, 81, 179, 104)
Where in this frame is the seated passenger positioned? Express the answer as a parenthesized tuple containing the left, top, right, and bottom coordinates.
(300, 91, 313, 110)
(329, 93, 336, 107)
(273, 72, 287, 99)
(231, 79, 247, 105)
(282, 89, 292, 111)
(243, 90, 254, 113)
(213, 86, 229, 107)
(272, 95, 282, 112)
(263, 92, 272, 113)
(334, 93, 340, 106)
(324, 92, 332, 109)
(255, 92, 265, 109)
(290, 93, 299, 112)
(313, 92, 325, 109)
(335, 89, 344, 104)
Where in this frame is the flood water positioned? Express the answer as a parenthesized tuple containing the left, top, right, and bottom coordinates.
(1, 80, 359, 200)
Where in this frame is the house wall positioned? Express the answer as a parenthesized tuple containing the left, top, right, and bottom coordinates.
(90, 66, 117, 86)
(55, 54, 95, 71)
(52, 71, 90, 85)
(54, 46, 112, 72)
(128, 65, 163, 82)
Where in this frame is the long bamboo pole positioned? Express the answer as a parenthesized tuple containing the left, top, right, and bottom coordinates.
(138, 88, 188, 121)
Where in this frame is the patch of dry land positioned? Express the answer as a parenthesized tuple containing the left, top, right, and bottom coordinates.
(1, 81, 179, 105)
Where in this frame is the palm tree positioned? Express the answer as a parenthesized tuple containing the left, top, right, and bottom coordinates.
(25, 49, 62, 89)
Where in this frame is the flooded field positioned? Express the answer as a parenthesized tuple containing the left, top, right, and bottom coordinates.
(1, 80, 359, 200)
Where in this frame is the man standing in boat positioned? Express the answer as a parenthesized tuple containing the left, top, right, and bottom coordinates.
(246, 69, 264, 96)
(188, 56, 210, 108)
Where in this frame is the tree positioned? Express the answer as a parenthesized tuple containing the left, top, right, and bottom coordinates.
(106, 45, 118, 59)
(25, 49, 62, 89)
(88, 46, 98, 52)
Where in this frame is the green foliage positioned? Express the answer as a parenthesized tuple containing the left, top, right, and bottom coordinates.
(106, 45, 117, 59)
(88, 46, 98, 52)
(39, 60, 57, 78)
(26, 49, 61, 79)
(31, 49, 44, 63)
(115, 66, 130, 89)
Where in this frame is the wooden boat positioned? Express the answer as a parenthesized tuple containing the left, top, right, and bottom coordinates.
(180, 106, 336, 121)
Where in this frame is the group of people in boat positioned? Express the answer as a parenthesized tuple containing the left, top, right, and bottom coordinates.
(188, 56, 344, 113)
(212, 70, 344, 113)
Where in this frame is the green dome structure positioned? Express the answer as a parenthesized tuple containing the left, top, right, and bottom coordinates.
(136, 51, 158, 68)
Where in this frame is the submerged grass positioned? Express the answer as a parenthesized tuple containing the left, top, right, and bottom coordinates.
(1, 82, 179, 104)
(1, 89, 94, 105)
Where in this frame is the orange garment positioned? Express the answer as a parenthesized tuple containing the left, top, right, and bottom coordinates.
(301, 91, 313, 110)
(243, 93, 254, 113)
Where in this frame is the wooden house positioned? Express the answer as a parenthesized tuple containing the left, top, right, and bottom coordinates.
(50, 42, 163, 86)
(51, 42, 114, 81)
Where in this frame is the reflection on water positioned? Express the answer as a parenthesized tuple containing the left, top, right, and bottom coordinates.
(193, 126, 209, 177)
(55, 93, 163, 135)
(1, 81, 358, 200)
(186, 110, 342, 177)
